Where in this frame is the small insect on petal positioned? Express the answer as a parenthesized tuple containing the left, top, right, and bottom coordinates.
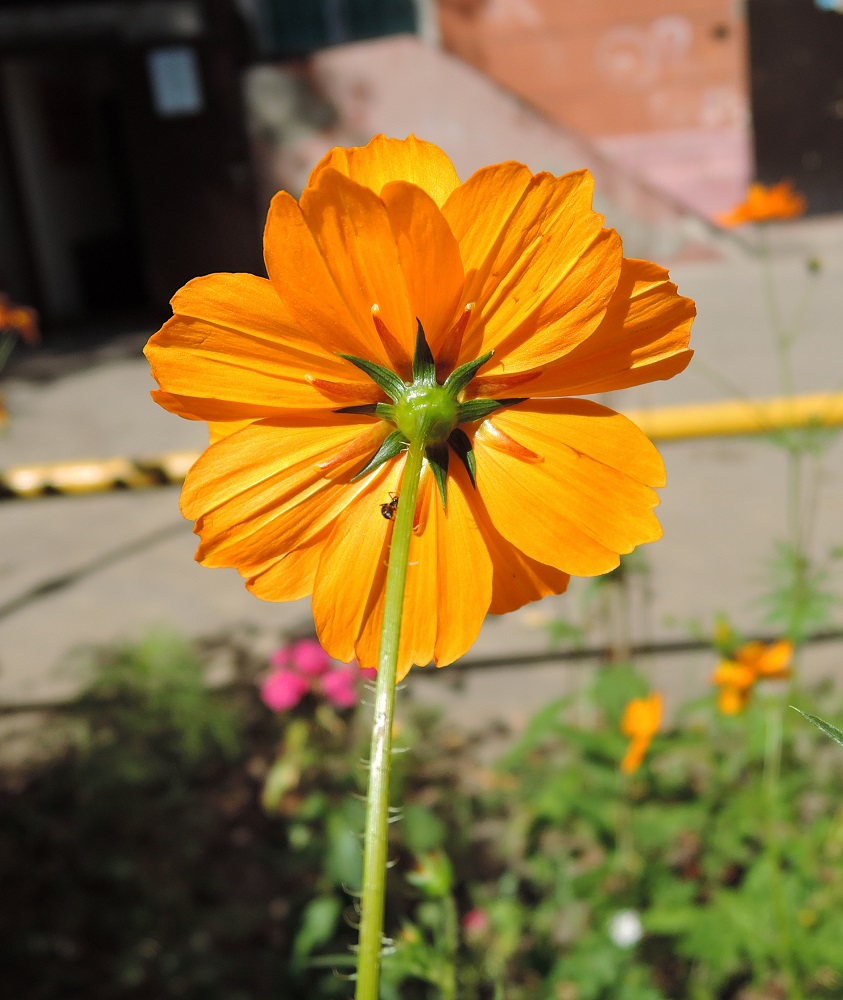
(380, 491, 400, 520)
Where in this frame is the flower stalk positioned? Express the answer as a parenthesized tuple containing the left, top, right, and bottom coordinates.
(355, 433, 427, 1000)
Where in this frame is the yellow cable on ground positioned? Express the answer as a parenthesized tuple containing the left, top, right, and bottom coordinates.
(2, 392, 842, 500)
(627, 391, 843, 442)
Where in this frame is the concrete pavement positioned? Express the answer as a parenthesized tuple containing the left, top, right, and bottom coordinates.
(2, 214, 842, 732)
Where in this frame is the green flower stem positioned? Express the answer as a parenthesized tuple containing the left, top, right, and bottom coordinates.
(441, 892, 459, 1000)
(762, 701, 804, 1000)
(0, 332, 17, 373)
(355, 434, 427, 1000)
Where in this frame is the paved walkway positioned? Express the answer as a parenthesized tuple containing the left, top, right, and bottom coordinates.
(2, 212, 842, 730)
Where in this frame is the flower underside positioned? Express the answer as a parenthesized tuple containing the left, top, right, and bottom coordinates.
(337, 310, 525, 509)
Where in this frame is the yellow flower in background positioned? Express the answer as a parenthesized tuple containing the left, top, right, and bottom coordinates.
(620, 692, 663, 774)
(146, 135, 694, 678)
(712, 639, 793, 714)
(717, 181, 807, 227)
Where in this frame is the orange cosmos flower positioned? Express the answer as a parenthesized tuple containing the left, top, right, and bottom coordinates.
(620, 692, 663, 774)
(712, 639, 793, 714)
(717, 181, 806, 227)
(145, 135, 694, 678)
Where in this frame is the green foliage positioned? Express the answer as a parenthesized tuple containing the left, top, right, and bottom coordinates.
(4, 636, 843, 999)
(78, 630, 242, 762)
(756, 541, 841, 644)
(793, 708, 843, 749)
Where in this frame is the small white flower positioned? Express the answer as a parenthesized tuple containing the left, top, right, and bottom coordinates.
(608, 909, 643, 948)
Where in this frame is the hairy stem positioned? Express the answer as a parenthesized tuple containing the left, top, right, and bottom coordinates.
(355, 435, 427, 1000)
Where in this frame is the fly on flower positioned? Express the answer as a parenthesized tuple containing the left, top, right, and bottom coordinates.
(145, 135, 695, 678)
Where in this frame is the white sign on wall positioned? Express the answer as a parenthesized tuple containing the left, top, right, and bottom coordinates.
(147, 46, 204, 118)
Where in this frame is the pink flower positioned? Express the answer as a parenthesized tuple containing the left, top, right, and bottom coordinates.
(268, 647, 292, 670)
(260, 669, 310, 711)
(320, 667, 360, 708)
(462, 909, 490, 938)
(289, 638, 331, 676)
(261, 641, 376, 713)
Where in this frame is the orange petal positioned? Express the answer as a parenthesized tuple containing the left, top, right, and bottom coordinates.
(471, 496, 570, 614)
(621, 736, 650, 774)
(741, 639, 793, 678)
(443, 165, 621, 371)
(308, 134, 461, 208)
(423, 461, 493, 670)
(209, 418, 256, 444)
(621, 693, 663, 738)
(310, 463, 399, 666)
(181, 415, 391, 574)
(145, 274, 374, 418)
(264, 190, 397, 365)
(475, 400, 664, 578)
(246, 527, 332, 602)
(380, 180, 465, 359)
(484, 258, 695, 398)
(299, 170, 418, 368)
(717, 685, 750, 714)
(712, 661, 755, 690)
(313, 460, 493, 676)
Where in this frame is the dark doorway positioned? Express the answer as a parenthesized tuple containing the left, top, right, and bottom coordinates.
(0, 8, 263, 334)
(0, 52, 151, 324)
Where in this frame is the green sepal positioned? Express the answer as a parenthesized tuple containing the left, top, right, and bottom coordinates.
(411, 319, 436, 386)
(425, 442, 449, 510)
(335, 402, 396, 420)
(457, 396, 527, 424)
(338, 354, 406, 402)
(442, 350, 493, 398)
(350, 429, 408, 481)
(447, 428, 476, 488)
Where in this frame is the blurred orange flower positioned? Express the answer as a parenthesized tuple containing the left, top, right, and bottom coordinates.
(0, 293, 39, 346)
(712, 639, 793, 714)
(620, 692, 663, 774)
(717, 181, 806, 227)
(146, 135, 694, 677)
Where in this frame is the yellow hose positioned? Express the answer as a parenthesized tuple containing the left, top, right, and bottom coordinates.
(2, 392, 842, 499)
(627, 391, 843, 442)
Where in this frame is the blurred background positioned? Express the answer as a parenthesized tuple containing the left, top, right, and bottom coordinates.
(3, 4, 843, 999)
(0, 0, 840, 335)
(1, 0, 842, 720)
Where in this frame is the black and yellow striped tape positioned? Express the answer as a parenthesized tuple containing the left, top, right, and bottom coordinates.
(0, 452, 197, 500)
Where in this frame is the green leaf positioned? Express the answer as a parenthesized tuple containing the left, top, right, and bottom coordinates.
(412, 318, 436, 385)
(792, 708, 843, 748)
(426, 442, 449, 509)
(338, 352, 406, 401)
(334, 401, 395, 420)
(290, 895, 343, 969)
(402, 805, 448, 854)
(447, 427, 476, 488)
(442, 349, 493, 397)
(457, 396, 526, 423)
(350, 429, 407, 481)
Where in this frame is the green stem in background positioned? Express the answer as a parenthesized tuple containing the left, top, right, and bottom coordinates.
(0, 332, 17, 373)
(762, 701, 804, 999)
(354, 435, 426, 1000)
(441, 893, 459, 1000)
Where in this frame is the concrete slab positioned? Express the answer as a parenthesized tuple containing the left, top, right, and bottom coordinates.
(2, 212, 842, 723)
